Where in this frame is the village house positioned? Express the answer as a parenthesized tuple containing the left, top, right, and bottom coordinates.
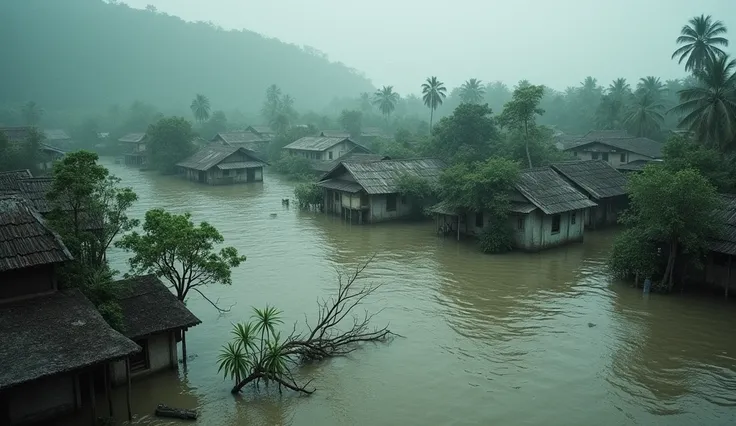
(319, 127, 387, 144)
(43, 129, 73, 151)
(432, 167, 597, 251)
(109, 275, 201, 386)
(703, 194, 736, 297)
(551, 160, 628, 229)
(0, 195, 140, 426)
(177, 144, 267, 185)
(317, 158, 446, 224)
(563, 130, 663, 171)
(283, 135, 368, 162)
(311, 151, 390, 175)
(211, 131, 271, 158)
(0, 169, 32, 191)
(245, 125, 275, 140)
(118, 133, 147, 166)
(0, 126, 65, 172)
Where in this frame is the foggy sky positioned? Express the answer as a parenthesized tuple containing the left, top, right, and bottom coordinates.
(125, 0, 734, 94)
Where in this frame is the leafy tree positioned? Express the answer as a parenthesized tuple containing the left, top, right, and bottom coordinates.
(199, 110, 228, 140)
(663, 135, 736, 191)
(190, 93, 211, 124)
(359, 92, 372, 113)
(294, 182, 323, 210)
(146, 116, 196, 174)
(261, 84, 282, 124)
(339, 109, 363, 138)
(270, 113, 290, 135)
(116, 208, 247, 359)
(280, 94, 297, 121)
(396, 173, 437, 217)
(459, 78, 485, 105)
(273, 155, 314, 181)
(430, 103, 499, 164)
(421, 76, 447, 130)
(21, 101, 43, 126)
(608, 78, 631, 100)
(624, 92, 665, 138)
(613, 166, 721, 291)
(498, 84, 545, 168)
(672, 55, 736, 149)
(372, 86, 399, 122)
(636, 76, 667, 100)
(672, 14, 729, 72)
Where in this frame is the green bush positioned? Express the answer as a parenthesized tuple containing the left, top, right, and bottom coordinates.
(478, 217, 514, 254)
(294, 182, 323, 209)
(274, 155, 314, 180)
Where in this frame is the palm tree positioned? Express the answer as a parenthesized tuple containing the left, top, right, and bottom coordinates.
(421, 77, 447, 129)
(672, 55, 736, 149)
(459, 78, 485, 104)
(190, 94, 211, 124)
(21, 101, 43, 126)
(636, 76, 667, 100)
(672, 15, 729, 72)
(372, 86, 399, 123)
(608, 78, 631, 100)
(624, 92, 665, 138)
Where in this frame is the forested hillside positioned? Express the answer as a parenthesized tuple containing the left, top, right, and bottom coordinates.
(0, 0, 373, 113)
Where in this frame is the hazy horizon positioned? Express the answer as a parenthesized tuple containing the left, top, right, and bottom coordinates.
(125, 0, 734, 94)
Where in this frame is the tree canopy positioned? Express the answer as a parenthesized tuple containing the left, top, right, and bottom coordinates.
(146, 116, 196, 174)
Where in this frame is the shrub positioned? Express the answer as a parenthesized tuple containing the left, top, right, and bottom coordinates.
(294, 182, 323, 210)
(273, 155, 314, 180)
(478, 217, 514, 254)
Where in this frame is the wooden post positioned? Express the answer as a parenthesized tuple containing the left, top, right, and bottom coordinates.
(89, 372, 97, 424)
(125, 358, 132, 422)
(456, 215, 460, 241)
(104, 365, 113, 417)
(727, 255, 732, 299)
(181, 329, 188, 369)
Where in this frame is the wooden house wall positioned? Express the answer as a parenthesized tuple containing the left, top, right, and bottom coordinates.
(111, 332, 177, 386)
(290, 140, 357, 161)
(6, 374, 78, 425)
(0, 265, 56, 300)
(368, 193, 413, 222)
(570, 143, 651, 168)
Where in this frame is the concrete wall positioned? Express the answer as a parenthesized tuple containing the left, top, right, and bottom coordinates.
(7, 374, 77, 425)
(569, 143, 652, 168)
(111, 332, 176, 386)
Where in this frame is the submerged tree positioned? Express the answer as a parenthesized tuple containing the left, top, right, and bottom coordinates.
(190, 93, 211, 124)
(498, 84, 545, 168)
(116, 208, 247, 362)
(217, 258, 394, 394)
(421, 76, 447, 130)
(146, 116, 196, 174)
(459, 78, 485, 105)
(672, 14, 729, 72)
(372, 85, 399, 123)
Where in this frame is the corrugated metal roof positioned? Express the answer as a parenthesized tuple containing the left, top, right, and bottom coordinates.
(322, 158, 447, 195)
(177, 144, 266, 171)
(118, 133, 146, 143)
(516, 167, 598, 215)
(552, 160, 628, 200)
(313, 151, 388, 174)
(284, 136, 352, 152)
(217, 161, 265, 170)
(0, 195, 74, 272)
(509, 203, 537, 214)
(566, 136, 663, 159)
(317, 179, 364, 193)
(709, 194, 736, 255)
(214, 131, 269, 144)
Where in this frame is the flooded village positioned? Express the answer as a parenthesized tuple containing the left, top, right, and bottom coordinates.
(2, 2, 736, 426)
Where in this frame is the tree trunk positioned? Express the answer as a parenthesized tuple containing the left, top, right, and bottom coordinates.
(524, 121, 533, 168)
(661, 240, 678, 292)
(429, 108, 434, 133)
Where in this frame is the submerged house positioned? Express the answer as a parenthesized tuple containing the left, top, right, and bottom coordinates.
(311, 151, 390, 175)
(551, 160, 628, 229)
(118, 133, 147, 166)
(0, 127, 65, 172)
(283, 136, 367, 161)
(317, 158, 446, 224)
(0, 195, 140, 425)
(177, 144, 267, 185)
(212, 131, 271, 158)
(704, 194, 736, 296)
(432, 167, 597, 251)
(109, 275, 201, 386)
(564, 130, 663, 171)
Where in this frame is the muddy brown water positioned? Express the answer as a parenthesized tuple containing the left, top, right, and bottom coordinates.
(99, 159, 736, 426)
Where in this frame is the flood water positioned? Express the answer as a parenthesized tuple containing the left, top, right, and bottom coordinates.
(101, 159, 736, 426)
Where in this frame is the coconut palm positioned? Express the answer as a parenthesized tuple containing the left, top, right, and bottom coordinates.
(459, 78, 485, 104)
(372, 86, 399, 122)
(671, 55, 736, 149)
(190, 94, 211, 124)
(607, 78, 631, 100)
(21, 101, 43, 126)
(672, 15, 729, 72)
(636, 76, 667, 100)
(421, 77, 447, 130)
(624, 92, 665, 138)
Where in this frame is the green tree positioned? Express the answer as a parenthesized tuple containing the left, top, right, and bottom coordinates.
(270, 113, 291, 135)
(359, 92, 372, 113)
(608, 78, 631, 100)
(459, 78, 485, 105)
(280, 94, 297, 121)
(396, 173, 437, 217)
(498, 84, 545, 168)
(421, 76, 447, 130)
(372, 85, 399, 123)
(430, 103, 499, 164)
(624, 92, 665, 138)
(612, 166, 721, 291)
(190, 93, 211, 124)
(200, 110, 228, 140)
(672, 55, 736, 149)
(146, 116, 196, 174)
(339, 109, 363, 138)
(636, 76, 667, 100)
(116, 208, 247, 360)
(261, 84, 282, 124)
(663, 135, 736, 191)
(21, 101, 43, 126)
(672, 14, 729, 72)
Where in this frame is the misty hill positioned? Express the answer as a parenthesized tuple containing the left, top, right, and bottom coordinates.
(0, 0, 373, 113)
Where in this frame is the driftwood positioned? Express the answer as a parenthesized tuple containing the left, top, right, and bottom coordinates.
(155, 404, 197, 420)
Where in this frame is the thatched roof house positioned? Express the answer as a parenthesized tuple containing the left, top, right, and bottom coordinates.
(177, 144, 267, 185)
(318, 158, 446, 223)
(703, 194, 736, 296)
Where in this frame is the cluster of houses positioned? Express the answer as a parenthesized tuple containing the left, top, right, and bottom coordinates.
(0, 169, 201, 425)
(0, 127, 67, 173)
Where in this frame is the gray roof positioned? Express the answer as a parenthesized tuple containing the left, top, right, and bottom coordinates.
(551, 160, 628, 200)
(616, 159, 660, 172)
(582, 130, 632, 139)
(429, 200, 459, 216)
(118, 133, 147, 143)
(319, 130, 351, 138)
(225, 141, 270, 152)
(40, 143, 65, 155)
(566, 136, 663, 159)
(177, 144, 267, 171)
(516, 167, 597, 215)
(313, 151, 388, 174)
(0, 169, 33, 191)
(509, 203, 538, 214)
(214, 131, 269, 144)
(44, 129, 71, 141)
(246, 126, 275, 138)
(0, 289, 141, 390)
(14, 177, 54, 213)
(284, 136, 353, 152)
(217, 161, 265, 170)
(321, 158, 447, 195)
(113, 275, 202, 340)
(317, 179, 364, 193)
(709, 194, 736, 256)
(0, 195, 73, 272)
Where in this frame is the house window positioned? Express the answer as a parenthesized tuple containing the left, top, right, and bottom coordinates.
(591, 152, 599, 160)
(329, 151, 333, 160)
(620, 153, 626, 163)
(475, 211, 484, 227)
(602, 152, 609, 162)
(129, 339, 150, 372)
(573, 151, 577, 157)
(386, 194, 397, 212)
(517, 216, 524, 230)
(222, 169, 231, 177)
(571, 212, 576, 225)
(551, 214, 561, 234)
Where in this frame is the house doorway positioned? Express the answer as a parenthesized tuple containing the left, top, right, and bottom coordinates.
(246, 168, 255, 182)
(198, 171, 206, 183)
